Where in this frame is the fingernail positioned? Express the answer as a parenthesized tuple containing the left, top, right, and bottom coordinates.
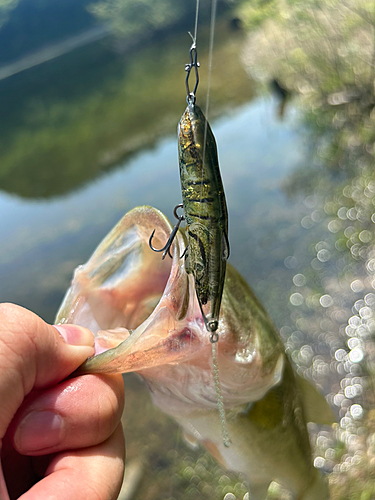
(54, 324, 95, 347)
(14, 411, 64, 452)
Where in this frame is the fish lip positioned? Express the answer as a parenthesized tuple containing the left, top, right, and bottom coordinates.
(56, 205, 182, 327)
(67, 206, 207, 375)
(78, 276, 206, 375)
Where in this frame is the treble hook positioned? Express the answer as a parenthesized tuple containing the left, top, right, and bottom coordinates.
(185, 32, 200, 104)
(149, 204, 185, 260)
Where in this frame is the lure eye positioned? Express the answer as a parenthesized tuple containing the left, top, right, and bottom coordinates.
(208, 320, 218, 333)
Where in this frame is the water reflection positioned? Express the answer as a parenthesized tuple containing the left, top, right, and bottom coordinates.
(88, 0, 193, 38)
(0, 0, 19, 30)
(0, 21, 249, 199)
(0, 97, 300, 320)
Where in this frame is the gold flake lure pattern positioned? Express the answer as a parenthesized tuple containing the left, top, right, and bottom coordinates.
(178, 101, 229, 334)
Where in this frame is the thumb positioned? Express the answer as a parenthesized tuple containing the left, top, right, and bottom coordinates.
(0, 303, 94, 440)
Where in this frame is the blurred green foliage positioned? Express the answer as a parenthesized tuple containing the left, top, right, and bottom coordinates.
(236, 0, 279, 29)
(238, 0, 375, 195)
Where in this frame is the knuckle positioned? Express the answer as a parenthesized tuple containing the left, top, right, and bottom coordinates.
(0, 304, 45, 393)
(0, 303, 27, 328)
(0, 303, 40, 339)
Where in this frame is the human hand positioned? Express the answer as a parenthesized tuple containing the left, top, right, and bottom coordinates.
(0, 303, 125, 500)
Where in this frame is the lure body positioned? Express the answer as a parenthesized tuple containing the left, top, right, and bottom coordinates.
(178, 102, 229, 332)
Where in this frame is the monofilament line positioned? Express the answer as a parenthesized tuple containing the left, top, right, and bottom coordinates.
(211, 341, 231, 447)
(200, 0, 230, 447)
(202, 0, 217, 147)
(193, 0, 200, 45)
(200, 0, 217, 214)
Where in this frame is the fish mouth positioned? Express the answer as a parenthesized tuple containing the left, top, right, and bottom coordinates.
(56, 206, 206, 374)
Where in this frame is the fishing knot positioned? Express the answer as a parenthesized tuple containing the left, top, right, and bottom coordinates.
(187, 93, 196, 104)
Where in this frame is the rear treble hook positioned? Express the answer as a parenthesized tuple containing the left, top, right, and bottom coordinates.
(149, 204, 185, 260)
(185, 32, 200, 104)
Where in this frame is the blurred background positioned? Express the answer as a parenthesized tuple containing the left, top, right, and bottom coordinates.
(0, 0, 374, 498)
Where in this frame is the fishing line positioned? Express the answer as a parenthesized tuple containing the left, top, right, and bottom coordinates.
(189, 0, 230, 448)
(193, 0, 200, 46)
(201, 0, 217, 224)
(206, 1, 232, 447)
(211, 341, 231, 447)
(198, 0, 216, 225)
(203, 0, 230, 448)
(201, 0, 218, 178)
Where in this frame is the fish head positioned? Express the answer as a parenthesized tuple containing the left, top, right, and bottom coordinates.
(56, 206, 285, 416)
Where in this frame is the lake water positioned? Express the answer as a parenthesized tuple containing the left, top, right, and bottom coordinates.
(0, 21, 303, 327)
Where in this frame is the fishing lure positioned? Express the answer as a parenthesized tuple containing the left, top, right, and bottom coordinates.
(150, 39, 230, 337)
(150, 34, 231, 446)
(178, 99, 229, 335)
(180, 39, 229, 335)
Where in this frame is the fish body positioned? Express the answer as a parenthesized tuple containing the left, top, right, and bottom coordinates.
(178, 102, 229, 332)
(56, 206, 332, 500)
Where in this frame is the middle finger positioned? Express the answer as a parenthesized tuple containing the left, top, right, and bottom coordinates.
(9, 374, 124, 456)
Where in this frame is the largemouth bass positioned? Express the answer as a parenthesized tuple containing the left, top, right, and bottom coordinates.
(56, 206, 333, 500)
(178, 102, 229, 334)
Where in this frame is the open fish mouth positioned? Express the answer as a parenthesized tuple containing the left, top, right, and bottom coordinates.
(56, 206, 208, 374)
(56, 205, 285, 410)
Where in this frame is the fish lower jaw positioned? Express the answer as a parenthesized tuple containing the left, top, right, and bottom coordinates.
(138, 352, 286, 421)
(147, 386, 225, 418)
(139, 369, 264, 416)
